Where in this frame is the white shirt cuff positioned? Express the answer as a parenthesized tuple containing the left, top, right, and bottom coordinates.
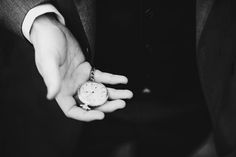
(22, 4, 65, 43)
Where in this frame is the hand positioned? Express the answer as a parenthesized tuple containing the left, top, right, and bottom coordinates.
(30, 14, 133, 121)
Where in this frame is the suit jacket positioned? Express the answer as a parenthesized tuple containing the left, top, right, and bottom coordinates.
(198, 0, 236, 156)
(0, 0, 92, 60)
(0, 1, 93, 157)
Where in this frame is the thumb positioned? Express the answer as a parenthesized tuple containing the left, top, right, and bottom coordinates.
(35, 52, 61, 99)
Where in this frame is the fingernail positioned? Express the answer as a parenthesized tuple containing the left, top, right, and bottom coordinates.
(97, 113, 105, 120)
(123, 76, 128, 84)
(128, 91, 134, 98)
(119, 100, 126, 109)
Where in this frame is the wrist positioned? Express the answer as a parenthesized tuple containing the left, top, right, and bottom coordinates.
(30, 13, 61, 44)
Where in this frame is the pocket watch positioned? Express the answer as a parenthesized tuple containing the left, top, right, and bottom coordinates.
(77, 68, 108, 110)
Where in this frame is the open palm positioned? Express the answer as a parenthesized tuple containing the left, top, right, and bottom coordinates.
(30, 15, 133, 121)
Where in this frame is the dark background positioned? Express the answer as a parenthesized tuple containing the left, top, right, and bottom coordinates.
(78, 0, 212, 157)
(0, 0, 212, 157)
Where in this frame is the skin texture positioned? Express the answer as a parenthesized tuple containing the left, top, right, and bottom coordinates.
(29, 12, 133, 122)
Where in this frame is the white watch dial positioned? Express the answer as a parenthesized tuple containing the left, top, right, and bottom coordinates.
(78, 81, 108, 107)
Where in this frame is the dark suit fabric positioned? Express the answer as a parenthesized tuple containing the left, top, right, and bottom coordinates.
(0, 0, 215, 157)
(0, 0, 49, 36)
(0, 1, 90, 157)
(198, 0, 236, 156)
(76, 0, 212, 157)
(0, 0, 92, 59)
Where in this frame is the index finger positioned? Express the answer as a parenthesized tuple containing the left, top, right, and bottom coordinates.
(94, 69, 128, 84)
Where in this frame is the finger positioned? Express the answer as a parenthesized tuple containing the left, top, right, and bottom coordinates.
(67, 106, 105, 122)
(94, 69, 128, 84)
(95, 99, 126, 113)
(71, 62, 91, 91)
(35, 52, 61, 99)
(107, 88, 133, 100)
(56, 94, 104, 122)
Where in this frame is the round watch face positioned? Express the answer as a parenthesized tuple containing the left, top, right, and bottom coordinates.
(78, 81, 108, 107)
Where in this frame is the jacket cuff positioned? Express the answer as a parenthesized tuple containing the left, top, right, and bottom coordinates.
(22, 3, 65, 43)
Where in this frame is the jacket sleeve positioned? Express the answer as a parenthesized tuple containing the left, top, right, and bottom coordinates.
(0, 0, 51, 37)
